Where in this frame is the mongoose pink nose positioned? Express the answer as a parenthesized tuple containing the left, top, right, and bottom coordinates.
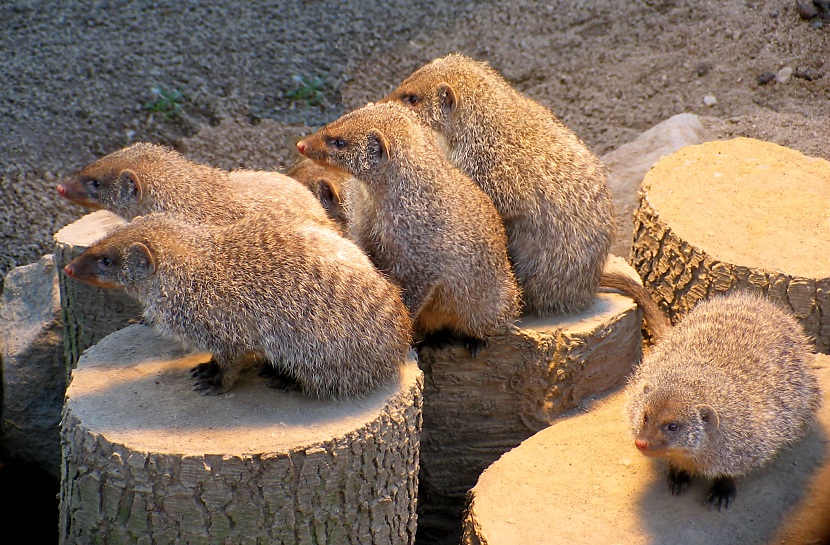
(64, 264, 75, 277)
(296, 140, 307, 155)
(634, 439, 649, 452)
(57, 184, 66, 196)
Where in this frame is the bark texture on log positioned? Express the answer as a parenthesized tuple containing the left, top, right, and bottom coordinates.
(415, 257, 643, 545)
(53, 210, 144, 378)
(630, 138, 830, 353)
(59, 324, 423, 545)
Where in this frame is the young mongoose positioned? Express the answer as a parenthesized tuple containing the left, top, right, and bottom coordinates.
(57, 142, 335, 228)
(382, 53, 615, 317)
(284, 156, 353, 234)
(63, 211, 413, 399)
(626, 291, 821, 509)
(296, 102, 521, 354)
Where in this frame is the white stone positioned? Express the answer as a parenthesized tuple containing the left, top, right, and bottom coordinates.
(703, 94, 718, 106)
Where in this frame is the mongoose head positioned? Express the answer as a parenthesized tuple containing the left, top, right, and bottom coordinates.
(57, 143, 159, 213)
(285, 157, 350, 227)
(628, 378, 719, 466)
(63, 218, 159, 291)
(381, 53, 500, 136)
(296, 102, 430, 182)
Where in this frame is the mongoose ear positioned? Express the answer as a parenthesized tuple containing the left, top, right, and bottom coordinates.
(696, 404, 719, 432)
(437, 83, 459, 115)
(318, 179, 342, 213)
(119, 170, 144, 202)
(126, 242, 156, 280)
(367, 129, 390, 165)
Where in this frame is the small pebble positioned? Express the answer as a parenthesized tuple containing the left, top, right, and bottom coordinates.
(757, 71, 776, 85)
(776, 67, 794, 84)
(695, 62, 712, 77)
(793, 67, 823, 81)
(769, 9, 779, 17)
(810, 18, 825, 28)
(703, 95, 717, 107)
(797, 1, 819, 19)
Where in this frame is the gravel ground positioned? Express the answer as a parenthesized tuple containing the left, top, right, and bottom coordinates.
(0, 1, 828, 543)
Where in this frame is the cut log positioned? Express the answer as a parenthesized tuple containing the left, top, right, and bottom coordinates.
(414, 256, 644, 545)
(53, 210, 145, 378)
(462, 355, 830, 545)
(59, 324, 423, 545)
(630, 137, 830, 352)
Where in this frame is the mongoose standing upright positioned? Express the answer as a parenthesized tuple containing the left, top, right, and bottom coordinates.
(284, 156, 353, 234)
(626, 291, 821, 509)
(57, 142, 335, 228)
(296, 102, 521, 354)
(382, 53, 615, 316)
(63, 211, 412, 399)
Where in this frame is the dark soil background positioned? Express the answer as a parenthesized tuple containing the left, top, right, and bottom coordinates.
(1, 0, 828, 543)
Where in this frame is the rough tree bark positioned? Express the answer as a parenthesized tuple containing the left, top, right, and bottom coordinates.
(630, 138, 830, 353)
(53, 210, 144, 378)
(60, 324, 423, 545)
(414, 257, 644, 545)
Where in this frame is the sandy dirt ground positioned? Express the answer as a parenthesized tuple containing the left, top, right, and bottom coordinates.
(0, 0, 828, 543)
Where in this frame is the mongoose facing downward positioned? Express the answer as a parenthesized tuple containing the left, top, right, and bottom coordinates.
(382, 53, 615, 316)
(296, 102, 521, 354)
(58, 142, 335, 228)
(63, 211, 412, 399)
(284, 157, 353, 234)
(626, 291, 821, 509)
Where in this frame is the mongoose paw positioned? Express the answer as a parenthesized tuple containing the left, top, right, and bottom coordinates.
(462, 336, 487, 358)
(192, 377, 230, 396)
(667, 467, 692, 496)
(190, 360, 221, 381)
(707, 477, 736, 511)
(419, 328, 456, 351)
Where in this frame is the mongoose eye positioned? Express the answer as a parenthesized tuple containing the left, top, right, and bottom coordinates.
(405, 94, 419, 105)
(643, 414, 649, 424)
(86, 178, 102, 190)
(665, 423, 679, 432)
(98, 256, 112, 268)
(328, 137, 346, 150)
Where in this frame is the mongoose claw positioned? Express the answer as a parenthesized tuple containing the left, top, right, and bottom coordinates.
(190, 360, 221, 380)
(707, 477, 736, 511)
(192, 378, 228, 396)
(420, 328, 456, 351)
(463, 336, 487, 358)
(667, 467, 692, 496)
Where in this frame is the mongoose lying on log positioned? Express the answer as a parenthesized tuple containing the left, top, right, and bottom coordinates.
(382, 53, 614, 317)
(296, 102, 520, 355)
(625, 291, 821, 509)
(58, 142, 335, 229)
(63, 211, 412, 399)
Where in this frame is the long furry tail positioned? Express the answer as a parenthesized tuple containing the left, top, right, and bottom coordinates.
(599, 271, 671, 342)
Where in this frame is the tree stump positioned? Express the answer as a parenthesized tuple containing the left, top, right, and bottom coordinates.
(462, 355, 830, 545)
(630, 137, 830, 352)
(59, 324, 423, 545)
(54, 210, 144, 378)
(414, 257, 644, 545)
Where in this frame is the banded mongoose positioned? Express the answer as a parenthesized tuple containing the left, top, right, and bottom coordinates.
(57, 142, 335, 228)
(284, 156, 353, 234)
(63, 211, 413, 399)
(296, 101, 521, 355)
(382, 53, 615, 316)
(625, 291, 821, 509)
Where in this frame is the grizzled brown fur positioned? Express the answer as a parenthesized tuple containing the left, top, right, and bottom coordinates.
(64, 211, 412, 399)
(626, 291, 821, 508)
(598, 270, 671, 342)
(284, 157, 353, 234)
(58, 142, 335, 228)
(297, 102, 520, 348)
(382, 53, 615, 316)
